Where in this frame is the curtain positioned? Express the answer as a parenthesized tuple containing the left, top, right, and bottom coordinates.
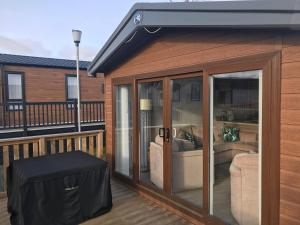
(115, 85, 132, 177)
(8, 74, 22, 100)
(67, 76, 78, 99)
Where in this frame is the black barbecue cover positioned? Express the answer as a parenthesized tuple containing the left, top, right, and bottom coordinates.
(7, 151, 112, 225)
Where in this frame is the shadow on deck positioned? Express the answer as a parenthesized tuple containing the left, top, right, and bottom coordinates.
(0, 179, 192, 225)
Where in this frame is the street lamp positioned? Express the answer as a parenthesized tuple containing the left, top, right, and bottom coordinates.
(72, 29, 82, 149)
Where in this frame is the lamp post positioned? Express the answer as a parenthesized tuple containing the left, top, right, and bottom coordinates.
(72, 29, 82, 149)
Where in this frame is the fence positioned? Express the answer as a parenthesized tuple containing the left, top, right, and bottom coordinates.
(0, 101, 105, 131)
(0, 130, 105, 193)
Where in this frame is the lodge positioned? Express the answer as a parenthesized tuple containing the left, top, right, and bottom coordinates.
(0, 53, 104, 138)
(87, 1, 300, 224)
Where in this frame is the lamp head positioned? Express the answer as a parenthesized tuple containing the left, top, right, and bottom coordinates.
(72, 29, 82, 46)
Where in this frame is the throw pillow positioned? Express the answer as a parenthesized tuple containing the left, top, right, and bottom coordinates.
(155, 135, 164, 146)
(221, 127, 240, 142)
(178, 139, 195, 151)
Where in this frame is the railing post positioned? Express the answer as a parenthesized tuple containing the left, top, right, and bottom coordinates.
(74, 100, 78, 131)
(39, 137, 46, 156)
(97, 131, 103, 159)
(3, 145, 9, 192)
(3, 102, 6, 129)
(22, 101, 28, 136)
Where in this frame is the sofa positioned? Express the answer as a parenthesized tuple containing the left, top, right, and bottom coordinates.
(213, 121, 258, 165)
(149, 126, 203, 192)
(230, 153, 259, 225)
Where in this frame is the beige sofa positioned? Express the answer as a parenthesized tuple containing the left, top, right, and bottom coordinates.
(213, 121, 258, 165)
(230, 153, 259, 225)
(149, 135, 203, 192)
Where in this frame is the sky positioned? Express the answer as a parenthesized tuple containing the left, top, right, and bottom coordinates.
(0, 0, 181, 61)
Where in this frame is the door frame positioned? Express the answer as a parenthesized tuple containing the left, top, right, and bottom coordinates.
(136, 76, 167, 195)
(208, 70, 263, 223)
(111, 51, 281, 225)
(203, 53, 281, 225)
(135, 73, 206, 212)
(164, 72, 205, 214)
(111, 77, 137, 185)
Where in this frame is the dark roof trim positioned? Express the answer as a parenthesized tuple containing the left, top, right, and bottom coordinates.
(88, 0, 300, 75)
(0, 53, 90, 70)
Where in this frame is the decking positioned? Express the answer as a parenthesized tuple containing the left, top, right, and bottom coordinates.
(0, 179, 192, 225)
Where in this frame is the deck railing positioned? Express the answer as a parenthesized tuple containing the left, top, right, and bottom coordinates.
(0, 130, 105, 193)
(0, 100, 105, 131)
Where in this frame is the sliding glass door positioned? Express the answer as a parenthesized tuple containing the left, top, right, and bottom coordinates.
(138, 80, 164, 190)
(114, 84, 133, 178)
(170, 76, 204, 208)
(137, 75, 204, 208)
(209, 70, 262, 225)
(113, 55, 279, 224)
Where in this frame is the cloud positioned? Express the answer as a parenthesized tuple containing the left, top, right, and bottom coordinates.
(58, 45, 98, 61)
(0, 35, 51, 56)
(0, 35, 97, 61)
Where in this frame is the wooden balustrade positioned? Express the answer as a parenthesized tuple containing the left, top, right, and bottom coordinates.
(0, 101, 105, 132)
(0, 130, 105, 193)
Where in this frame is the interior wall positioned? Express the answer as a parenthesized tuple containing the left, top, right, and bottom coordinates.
(105, 29, 300, 224)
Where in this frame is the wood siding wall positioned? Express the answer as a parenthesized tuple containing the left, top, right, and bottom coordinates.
(280, 33, 300, 225)
(104, 29, 300, 224)
(2, 65, 104, 102)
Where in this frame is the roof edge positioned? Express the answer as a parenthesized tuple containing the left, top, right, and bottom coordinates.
(88, 0, 300, 75)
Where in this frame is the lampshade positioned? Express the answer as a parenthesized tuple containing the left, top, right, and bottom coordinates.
(140, 99, 152, 111)
(72, 29, 82, 44)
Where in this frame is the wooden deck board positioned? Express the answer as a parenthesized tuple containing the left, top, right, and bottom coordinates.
(0, 179, 192, 225)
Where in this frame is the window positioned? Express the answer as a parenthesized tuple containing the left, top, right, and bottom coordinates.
(6, 73, 23, 101)
(209, 70, 262, 225)
(171, 76, 203, 208)
(66, 75, 78, 100)
(114, 84, 133, 177)
(5, 72, 24, 110)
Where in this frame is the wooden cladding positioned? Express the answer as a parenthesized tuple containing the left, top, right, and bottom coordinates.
(279, 34, 300, 225)
(0, 130, 104, 192)
(2, 65, 104, 102)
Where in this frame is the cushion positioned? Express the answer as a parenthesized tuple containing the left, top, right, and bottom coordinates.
(177, 139, 195, 151)
(193, 136, 203, 148)
(155, 135, 164, 146)
(191, 126, 203, 139)
(154, 135, 180, 152)
(175, 126, 193, 139)
(232, 153, 258, 169)
(173, 126, 203, 148)
(221, 127, 240, 142)
(172, 140, 180, 152)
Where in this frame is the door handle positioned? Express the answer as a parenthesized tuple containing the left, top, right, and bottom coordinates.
(159, 128, 165, 139)
(165, 128, 170, 142)
(159, 128, 170, 142)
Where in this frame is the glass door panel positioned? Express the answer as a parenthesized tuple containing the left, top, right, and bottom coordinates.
(171, 76, 204, 208)
(114, 84, 133, 178)
(138, 80, 164, 190)
(209, 70, 262, 225)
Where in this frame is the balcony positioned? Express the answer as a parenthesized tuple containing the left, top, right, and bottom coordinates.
(0, 101, 105, 138)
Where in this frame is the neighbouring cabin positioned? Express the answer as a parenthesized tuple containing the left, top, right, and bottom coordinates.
(88, 2, 300, 225)
(0, 54, 105, 137)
